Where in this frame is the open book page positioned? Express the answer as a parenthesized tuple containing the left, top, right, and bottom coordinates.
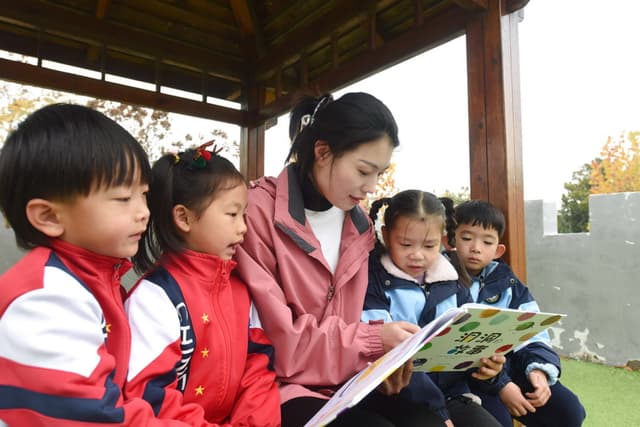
(303, 306, 465, 427)
(412, 303, 565, 373)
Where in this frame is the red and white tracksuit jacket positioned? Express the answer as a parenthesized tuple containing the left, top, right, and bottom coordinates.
(125, 250, 280, 427)
(0, 239, 190, 426)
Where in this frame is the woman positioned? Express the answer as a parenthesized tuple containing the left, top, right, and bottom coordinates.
(235, 92, 444, 427)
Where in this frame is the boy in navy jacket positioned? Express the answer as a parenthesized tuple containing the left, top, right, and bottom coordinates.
(443, 199, 585, 427)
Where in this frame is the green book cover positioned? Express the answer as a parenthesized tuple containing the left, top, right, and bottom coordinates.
(412, 303, 564, 373)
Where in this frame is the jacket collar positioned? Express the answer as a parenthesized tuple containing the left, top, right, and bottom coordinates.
(161, 249, 236, 284)
(50, 238, 131, 278)
(283, 163, 369, 234)
(477, 260, 500, 281)
(380, 253, 458, 284)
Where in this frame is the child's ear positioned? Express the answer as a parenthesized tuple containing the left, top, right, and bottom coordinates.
(441, 235, 454, 251)
(314, 140, 331, 164)
(25, 199, 64, 237)
(494, 243, 506, 259)
(172, 205, 192, 233)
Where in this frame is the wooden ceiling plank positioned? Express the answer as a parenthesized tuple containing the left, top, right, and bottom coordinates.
(0, 0, 245, 81)
(120, 0, 238, 40)
(229, 0, 266, 57)
(0, 57, 247, 125)
(452, 0, 489, 10)
(0, 27, 242, 103)
(230, 0, 255, 35)
(256, 0, 374, 76)
(414, 0, 424, 26)
(257, 5, 471, 122)
(504, 0, 530, 14)
(95, 0, 110, 19)
(87, 0, 110, 64)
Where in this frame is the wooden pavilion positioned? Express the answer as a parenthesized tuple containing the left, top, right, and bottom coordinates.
(0, 0, 530, 278)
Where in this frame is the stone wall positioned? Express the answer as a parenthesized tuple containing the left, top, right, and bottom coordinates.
(525, 192, 640, 366)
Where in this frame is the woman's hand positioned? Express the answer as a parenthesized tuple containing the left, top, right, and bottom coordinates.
(381, 321, 420, 352)
(376, 358, 413, 395)
(375, 321, 419, 395)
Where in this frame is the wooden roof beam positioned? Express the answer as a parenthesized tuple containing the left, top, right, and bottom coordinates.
(453, 0, 489, 10)
(95, 0, 110, 19)
(256, 5, 470, 122)
(87, 0, 110, 64)
(256, 0, 375, 77)
(504, 0, 530, 14)
(0, 57, 246, 125)
(0, 0, 245, 82)
(230, 0, 266, 58)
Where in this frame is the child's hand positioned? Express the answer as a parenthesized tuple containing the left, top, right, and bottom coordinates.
(499, 381, 536, 417)
(377, 358, 413, 395)
(381, 321, 420, 352)
(471, 354, 506, 380)
(525, 369, 551, 407)
(444, 419, 455, 427)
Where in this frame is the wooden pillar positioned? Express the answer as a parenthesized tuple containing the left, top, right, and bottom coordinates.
(240, 84, 265, 181)
(465, 0, 526, 279)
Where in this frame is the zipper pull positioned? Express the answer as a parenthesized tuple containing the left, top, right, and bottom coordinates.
(327, 285, 335, 301)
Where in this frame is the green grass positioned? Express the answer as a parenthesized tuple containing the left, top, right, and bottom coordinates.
(559, 358, 640, 426)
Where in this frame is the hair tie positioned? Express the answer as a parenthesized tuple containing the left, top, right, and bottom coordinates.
(174, 139, 223, 169)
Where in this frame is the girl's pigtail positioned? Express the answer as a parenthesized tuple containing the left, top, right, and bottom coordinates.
(448, 250, 472, 287)
(133, 154, 175, 274)
(438, 197, 472, 286)
(439, 197, 457, 248)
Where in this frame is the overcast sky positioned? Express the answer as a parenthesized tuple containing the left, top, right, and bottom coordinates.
(264, 0, 640, 205)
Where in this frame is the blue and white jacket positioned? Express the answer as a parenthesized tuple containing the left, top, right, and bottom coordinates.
(467, 260, 561, 391)
(362, 252, 473, 421)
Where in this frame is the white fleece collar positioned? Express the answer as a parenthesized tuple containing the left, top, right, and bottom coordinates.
(380, 253, 458, 284)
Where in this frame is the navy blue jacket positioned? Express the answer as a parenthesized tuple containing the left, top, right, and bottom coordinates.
(466, 259, 562, 391)
(363, 252, 477, 420)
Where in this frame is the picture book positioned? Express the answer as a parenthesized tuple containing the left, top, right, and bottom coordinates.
(304, 304, 565, 427)
(303, 306, 462, 427)
(412, 304, 565, 373)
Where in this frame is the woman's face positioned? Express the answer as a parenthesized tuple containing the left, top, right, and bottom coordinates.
(312, 136, 394, 211)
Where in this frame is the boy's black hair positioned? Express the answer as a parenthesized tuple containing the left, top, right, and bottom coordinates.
(286, 92, 399, 179)
(369, 189, 446, 255)
(444, 199, 506, 247)
(0, 103, 151, 250)
(133, 147, 245, 274)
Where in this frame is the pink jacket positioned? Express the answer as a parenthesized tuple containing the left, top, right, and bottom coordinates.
(235, 165, 385, 403)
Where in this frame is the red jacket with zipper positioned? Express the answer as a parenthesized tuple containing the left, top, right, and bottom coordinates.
(125, 250, 280, 426)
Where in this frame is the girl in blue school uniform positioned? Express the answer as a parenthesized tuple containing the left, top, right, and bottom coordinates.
(363, 190, 505, 427)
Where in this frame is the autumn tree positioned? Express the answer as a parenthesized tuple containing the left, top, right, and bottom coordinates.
(362, 162, 399, 212)
(0, 82, 63, 142)
(557, 130, 640, 233)
(557, 163, 593, 233)
(439, 187, 470, 205)
(590, 131, 640, 194)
